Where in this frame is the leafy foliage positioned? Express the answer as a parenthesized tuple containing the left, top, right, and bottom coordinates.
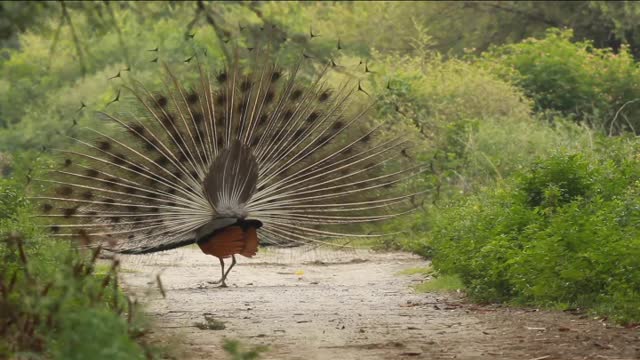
(398, 2, 640, 59)
(0, 163, 155, 359)
(427, 148, 640, 324)
(482, 29, 640, 134)
(223, 339, 269, 360)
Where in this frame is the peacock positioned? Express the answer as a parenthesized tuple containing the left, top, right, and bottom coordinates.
(34, 34, 425, 287)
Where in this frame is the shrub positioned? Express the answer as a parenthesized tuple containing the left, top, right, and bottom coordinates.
(0, 162, 155, 359)
(428, 148, 640, 324)
(481, 28, 640, 134)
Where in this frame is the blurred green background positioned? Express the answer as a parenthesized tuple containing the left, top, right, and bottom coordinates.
(2, 2, 640, 358)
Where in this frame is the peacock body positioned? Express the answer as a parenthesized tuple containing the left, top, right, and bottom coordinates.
(35, 40, 424, 286)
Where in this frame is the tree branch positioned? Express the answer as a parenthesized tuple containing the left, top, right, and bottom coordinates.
(60, 1, 87, 76)
(103, 1, 130, 67)
(47, 9, 65, 70)
(196, 0, 231, 63)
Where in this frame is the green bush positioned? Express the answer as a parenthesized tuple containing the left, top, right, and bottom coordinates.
(0, 158, 155, 359)
(361, 46, 596, 199)
(427, 148, 640, 324)
(482, 28, 640, 134)
(517, 153, 594, 208)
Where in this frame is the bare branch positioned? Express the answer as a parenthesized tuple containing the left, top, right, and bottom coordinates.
(60, 1, 87, 76)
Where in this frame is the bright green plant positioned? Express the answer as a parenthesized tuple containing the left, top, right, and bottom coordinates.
(427, 147, 640, 324)
(1, 157, 156, 359)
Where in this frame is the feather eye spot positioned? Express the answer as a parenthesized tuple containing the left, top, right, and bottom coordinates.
(318, 135, 330, 145)
(81, 191, 93, 200)
(156, 157, 169, 167)
(85, 169, 99, 177)
(237, 102, 247, 116)
(57, 186, 73, 196)
(318, 90, 331, 102)
(172, 169, 183, 179)
(192, 112, 204, 124)
(294, 128, 305, 140)
(50, 225, 60, 234)
(63, 207, 77, 218)
(161, 114, 175, 127)
(264, 91, 275, 104)
(217, 72, 228, 83)
(341, 147, 353, 155)
(186, 92, 199, 105)
(130, 124, 145, 135)
(215, 94, 226, 106)
(113, 154, 127, 166)
(145, 176, 157, 186)
(240, 80, 252, 92)
(271, 71, 281, 82)
(111, 216, 121, 223)
(155, 95, 168, 108)
(64, 159, 73, 167)
(283, 110, 294, 121)
(42, 203, 53, 213)
(333, 121, 345, 130)
(129, 164, 144, 173)
(144, 140, 156, 151)
(103, 177, 118, 188)
(291, 89, 303, 101)
(128, 234, 135, 240)
(306, 112, 319, 122)
(258, 113, 269, 125)
(98, 141, 111, 151)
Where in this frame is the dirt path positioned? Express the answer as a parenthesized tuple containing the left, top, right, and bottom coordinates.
(119, 247, 639, 360)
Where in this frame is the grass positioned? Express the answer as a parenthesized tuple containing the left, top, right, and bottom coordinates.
(0, 232, 158, 359)
(398, 266, 464, 293)
(397, 266, 434, 276)
(223, 339, 269, 360)
(414, 275, 464, 293)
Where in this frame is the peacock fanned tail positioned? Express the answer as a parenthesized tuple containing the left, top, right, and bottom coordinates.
(34, 46, 426, 255)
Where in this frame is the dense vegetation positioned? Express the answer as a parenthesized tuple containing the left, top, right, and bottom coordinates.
(2, 1, 640, 357)
(0, 155, 155, 358)
(427, 149, 640, 324)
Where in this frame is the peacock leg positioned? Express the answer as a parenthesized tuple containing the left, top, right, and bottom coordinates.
(218, 255, 237, 288)
(207, 257, 225, 285)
